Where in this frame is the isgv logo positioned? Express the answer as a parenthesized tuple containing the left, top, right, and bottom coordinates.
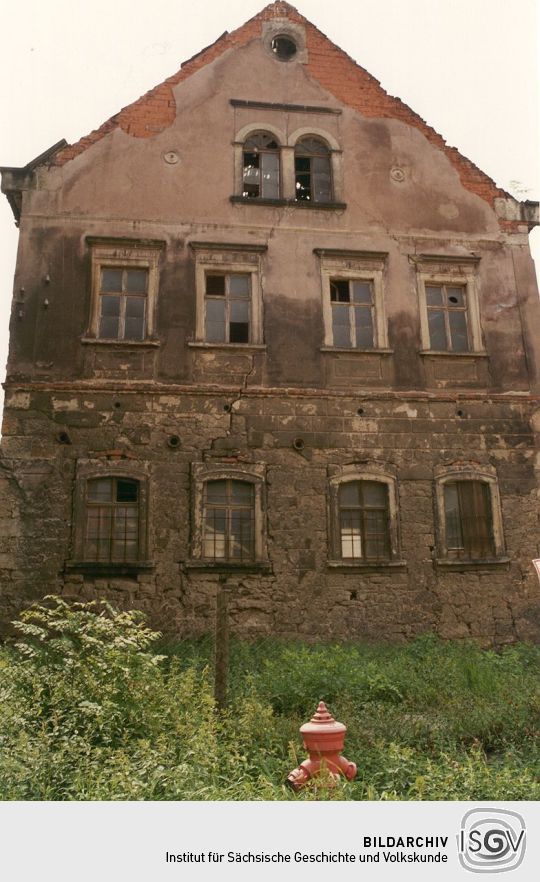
(458, 808, 526, 873)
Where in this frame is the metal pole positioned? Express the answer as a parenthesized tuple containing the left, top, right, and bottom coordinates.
(214, 581, 229, 710)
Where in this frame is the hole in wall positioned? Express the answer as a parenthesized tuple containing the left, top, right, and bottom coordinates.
(56, 430, 72, 445)
(456, 409, 464, 417)
(223, 403, 232, 413)
(357, 408, 365, 416)
(350, 590, 358, 600)
(271, 34, 297, 60)
(292, 437, 305, 451)
(114, 401, 122, 410)
(167, 434, 181, 449)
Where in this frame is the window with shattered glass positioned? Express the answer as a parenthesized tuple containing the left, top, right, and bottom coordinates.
(242, 132, 280, 199)
(425, 284, 470, 351)
(294, 137, 332, 202)
(205, 272, 251, 343)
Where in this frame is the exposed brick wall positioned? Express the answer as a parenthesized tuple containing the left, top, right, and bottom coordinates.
(51, 1, 509, 213)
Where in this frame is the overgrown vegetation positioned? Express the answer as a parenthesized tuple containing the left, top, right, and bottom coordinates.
(0, 597, 538, 800)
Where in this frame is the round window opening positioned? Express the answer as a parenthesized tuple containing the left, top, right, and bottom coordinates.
(271, 34, 297, 60)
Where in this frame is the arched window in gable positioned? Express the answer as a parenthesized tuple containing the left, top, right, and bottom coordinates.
(242, 132, 280, 199)
(294, 136, 332, 203)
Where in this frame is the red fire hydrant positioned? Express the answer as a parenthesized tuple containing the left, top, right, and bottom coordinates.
(286, 701, 357, 790)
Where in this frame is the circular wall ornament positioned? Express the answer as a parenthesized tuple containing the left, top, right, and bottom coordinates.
(390, 167, 406, 183)
(163, 151, 179, 165)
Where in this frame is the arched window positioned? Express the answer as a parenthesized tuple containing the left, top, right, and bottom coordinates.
(294, 137, 332, 203)
(203, 479, 255, 562)
(84, 477, 140, 562)
(338, 480, 390, 561)
(242, 132, 280, 199)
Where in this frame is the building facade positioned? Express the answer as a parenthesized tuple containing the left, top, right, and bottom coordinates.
(1, 2, 540, 644)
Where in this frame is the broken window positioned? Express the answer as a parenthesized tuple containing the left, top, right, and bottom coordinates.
(98, 267, 148, 340)
(271, 34, 297, 60)
(330, 278, 375, 348)
(205, 272, 251, 343)
(443, 480, 495, 559)
(338, 480, 391, 561)
(84, 477, 140, 562)
(294, 137, 332, 203)
(203, 479, 255, 562)
(242, 132, 280, 199)
(425, 284, 470, 351)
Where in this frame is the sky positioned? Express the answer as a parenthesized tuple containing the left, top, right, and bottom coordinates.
(0, 0, 538, 412)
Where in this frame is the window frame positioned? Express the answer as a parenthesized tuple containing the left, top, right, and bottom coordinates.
(316, 249, 389, 351)
(241, 130, 281, 200)
(189, 242, 266, 347)
(190, 462, 268, 570)
(415, 255, 484, 354)
(434, 464, 506, 564)
(68, 458, 152, 573)
(86, 237, 164, 343)
(294, 136, 333, 204)
(327, 465, 402, 567)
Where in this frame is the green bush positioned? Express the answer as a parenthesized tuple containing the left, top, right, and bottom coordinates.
(0, 597, 538, 800)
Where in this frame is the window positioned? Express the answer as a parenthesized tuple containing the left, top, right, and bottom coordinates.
(190, 463, 268, 568)
(328, 465, 401, 566)
(434, 465, 505, 563)
(68, 459, 151, 571)
(443, 481, 494, 558)
(271, 34, 297, 60)
(425, 284, 469, 352)
(98, 267, 148, 341)
(205, 272, 251, 343)
(84, 477, 140, 562)
(316, 249, 388, 351)
(86, 237, 163, 342)
(338, 480, 390, 561)
(330, 278, 376, 349)
(242, 132, 280, 199)
(203, 479, 255, 561)
(190, 242, 266, 346)
(415, 254, 484, 354)
(295, 137, 332, 203)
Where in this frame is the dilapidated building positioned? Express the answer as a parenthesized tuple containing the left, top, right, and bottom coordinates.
(1, 2, 540, 644)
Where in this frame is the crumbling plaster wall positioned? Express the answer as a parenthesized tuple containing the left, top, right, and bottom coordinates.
(2, 19, 540, 644)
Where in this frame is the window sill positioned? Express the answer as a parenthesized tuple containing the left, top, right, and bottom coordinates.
(327, 559, 407, 572)
(435, 556, 510, 570)
(188, 342, 266, 351)
(230, 196, 347, 211)
(320, 347, 394, 355)
(65, 561, 155, 576)
(81, 337, 160, 348)
(184, 560, 273, 575)
(419, 350, 488, 358)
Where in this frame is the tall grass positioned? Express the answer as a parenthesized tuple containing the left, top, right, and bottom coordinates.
(0, 598, 538, 800)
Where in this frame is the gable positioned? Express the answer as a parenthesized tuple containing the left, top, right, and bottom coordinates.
(48, 2, 508, 213)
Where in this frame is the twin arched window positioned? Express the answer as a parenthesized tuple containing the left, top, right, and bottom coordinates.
(241, 131, 333, 203)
